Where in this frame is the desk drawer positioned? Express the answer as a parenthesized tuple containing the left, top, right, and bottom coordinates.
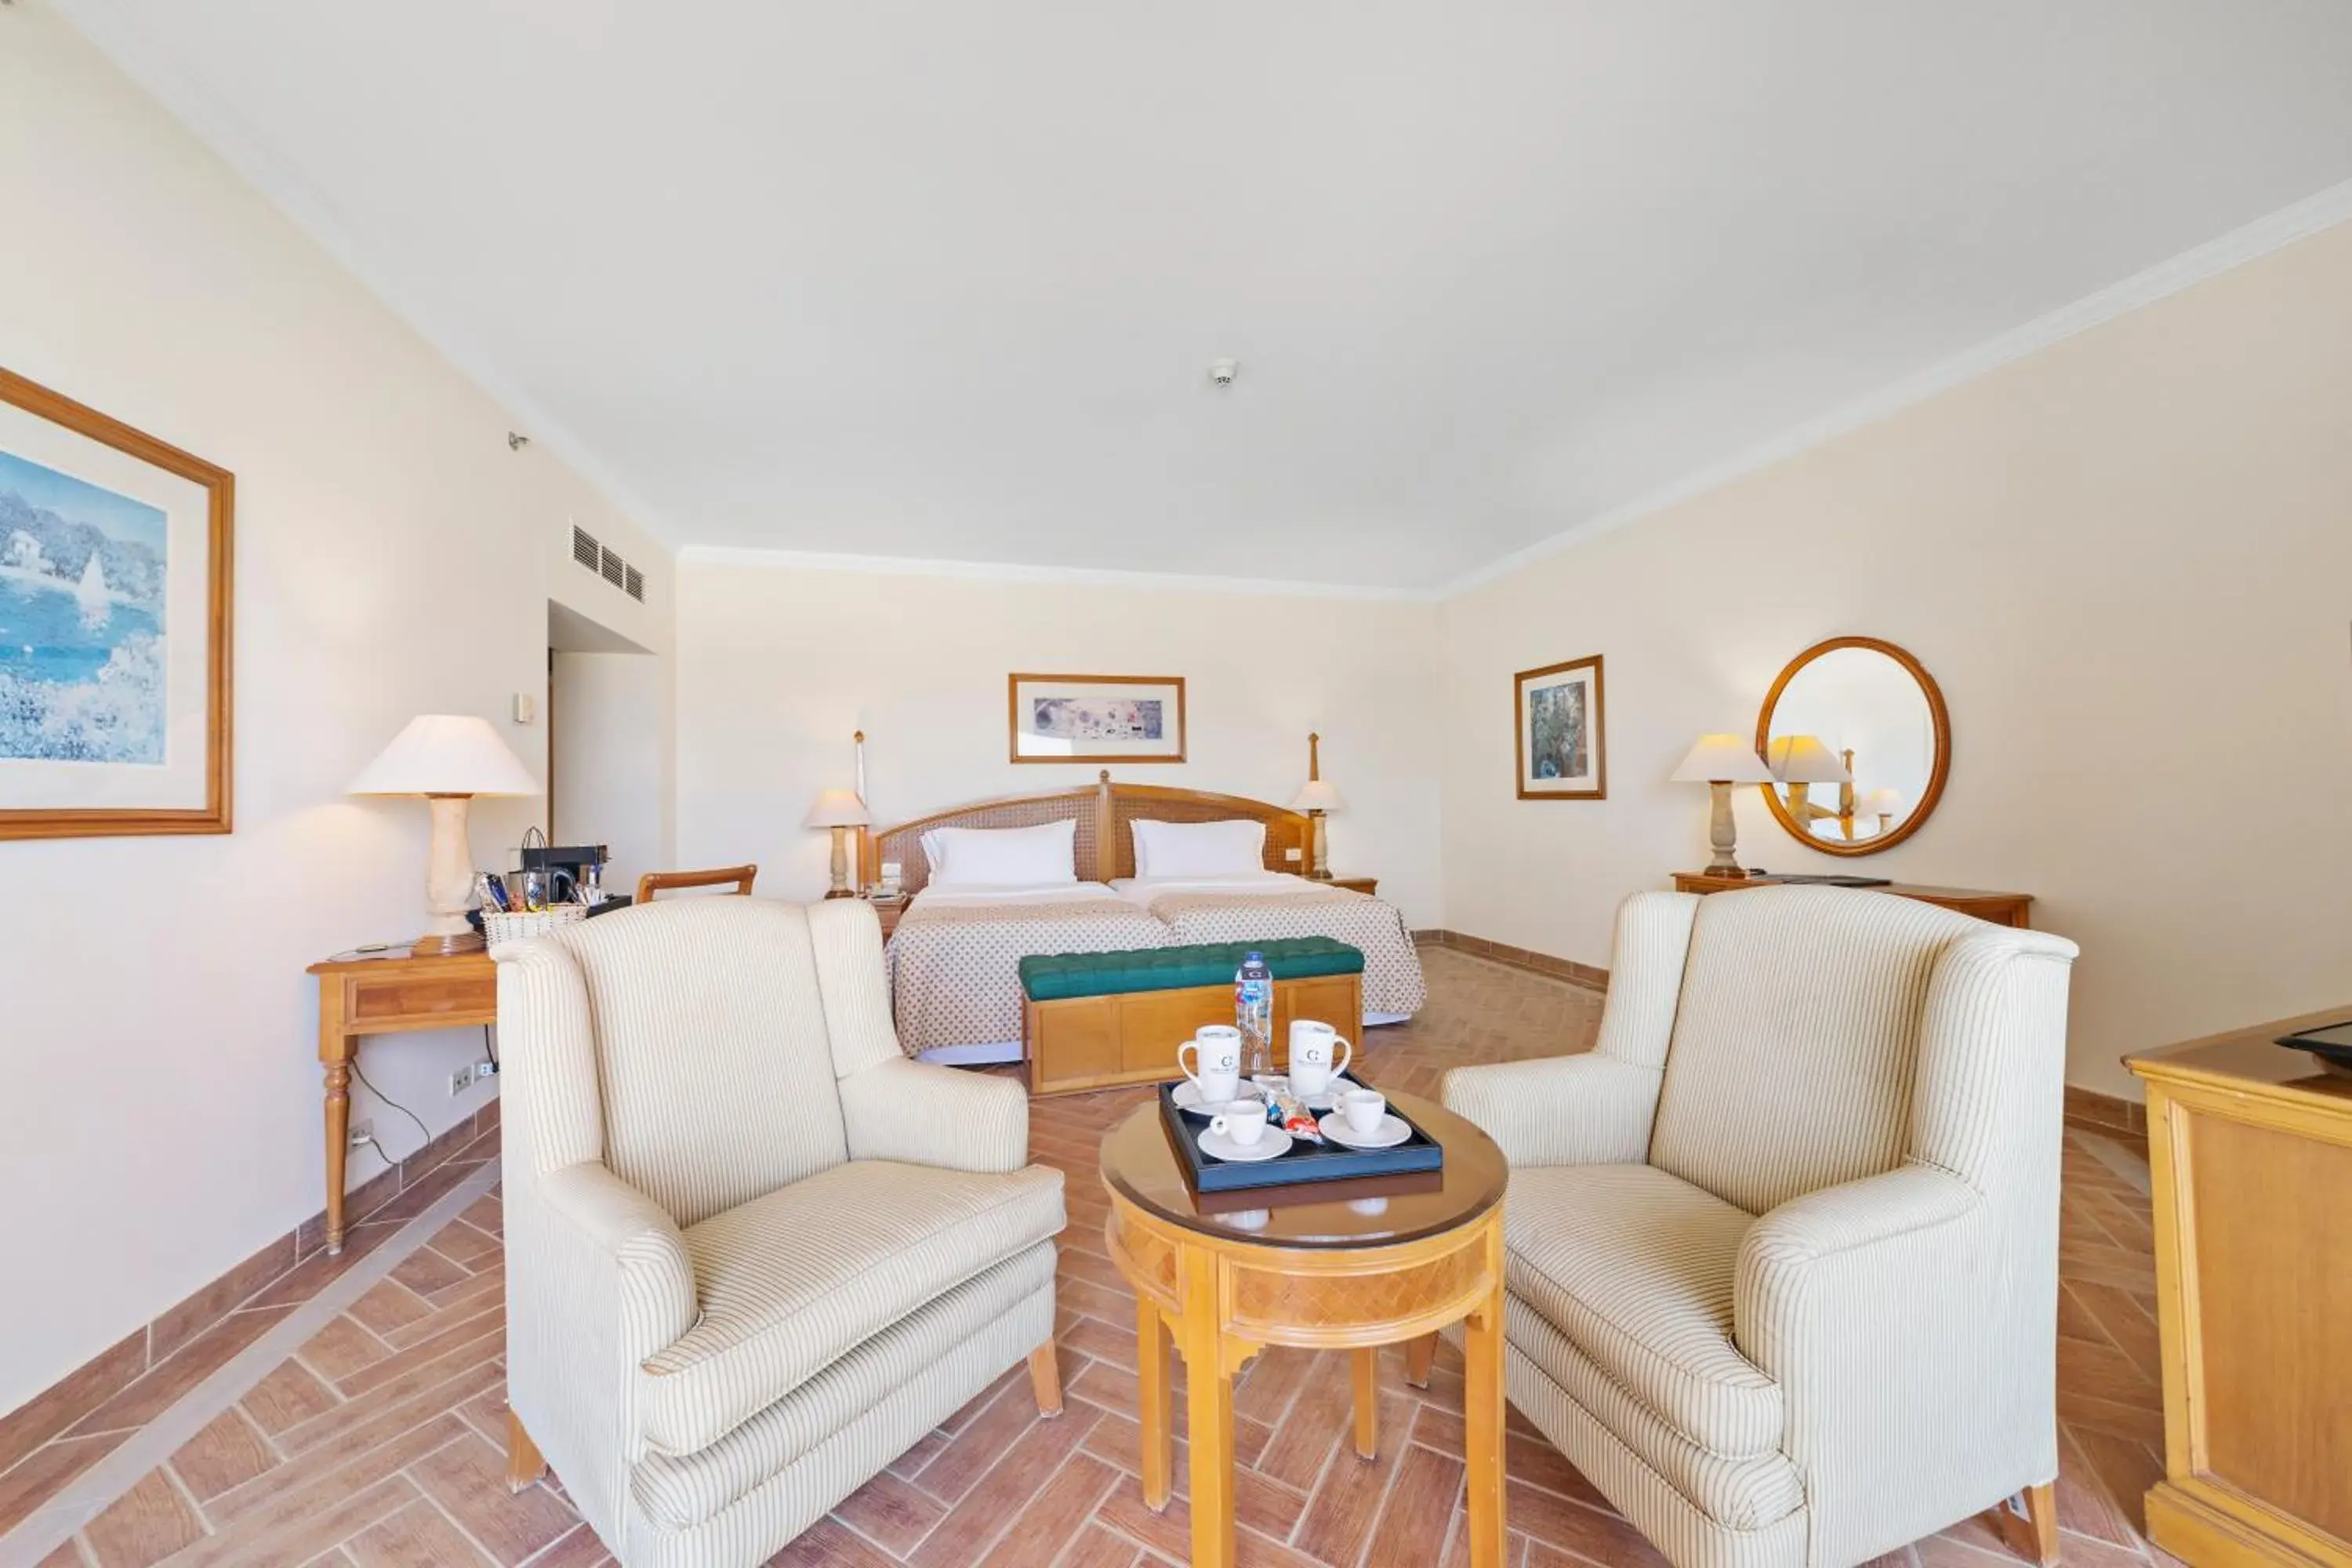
(345, 974, 497, 1027)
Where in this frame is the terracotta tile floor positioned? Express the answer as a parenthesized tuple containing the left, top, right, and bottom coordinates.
(24, 948, 2178, 1567)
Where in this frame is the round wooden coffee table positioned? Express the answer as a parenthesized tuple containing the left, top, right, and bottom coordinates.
(1099, 1090, 1509, 1568)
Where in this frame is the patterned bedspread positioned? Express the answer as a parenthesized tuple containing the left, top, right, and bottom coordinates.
(886, 899, 1172, 1056)
(1140, 887, 1429, 1018)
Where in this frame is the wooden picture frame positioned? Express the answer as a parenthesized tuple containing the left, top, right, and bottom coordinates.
(0, 367, 234, 839)
(1008, 673, 1186, 765)
(1514, 655, 1606, 800)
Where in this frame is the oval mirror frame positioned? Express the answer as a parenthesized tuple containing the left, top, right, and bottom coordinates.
(1754, 635, 1951, 857)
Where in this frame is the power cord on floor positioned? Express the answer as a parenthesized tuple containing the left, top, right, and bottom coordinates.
(351, 1053, 434, 1163)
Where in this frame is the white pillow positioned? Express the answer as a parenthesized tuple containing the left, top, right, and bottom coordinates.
(1131, 818, 1266, 879)
(920, 820, 1077, 887)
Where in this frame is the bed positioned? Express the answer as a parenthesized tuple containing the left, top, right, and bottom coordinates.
(869, 772, 1427, 1063)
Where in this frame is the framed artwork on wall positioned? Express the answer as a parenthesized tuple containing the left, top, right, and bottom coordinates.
(1008, 672, 1186, 764)
(0, 367, 234, 839)
(1515, 654, 1605, 800)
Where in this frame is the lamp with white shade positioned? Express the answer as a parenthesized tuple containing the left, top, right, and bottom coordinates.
(1860, 787, 1904, 838)
(804, 788, 871, 899)
(347, 714, 541, 956)
(1670, 734, 1774, 878)
(1289, 732, 1345, 880)
(1766, 734, 1856, 840)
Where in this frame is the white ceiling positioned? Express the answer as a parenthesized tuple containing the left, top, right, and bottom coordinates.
(60, 1, 2352, 590)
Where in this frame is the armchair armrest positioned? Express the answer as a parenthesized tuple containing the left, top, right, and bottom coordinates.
(535, 1160, 701, 1364)
(840, 1056, 1029, 1174)
(1440, 1053, 1663, 1168)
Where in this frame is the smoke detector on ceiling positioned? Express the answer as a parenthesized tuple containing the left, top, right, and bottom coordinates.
(1207, 358, 1239, 387)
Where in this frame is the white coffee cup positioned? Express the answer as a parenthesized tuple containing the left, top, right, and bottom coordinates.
(1208, 1107, 1268, 1149)
(1339, 1088, 1387, 1137)
(1287, 1020, 1353, 1096)
(1180, 1026, 1244, 1102)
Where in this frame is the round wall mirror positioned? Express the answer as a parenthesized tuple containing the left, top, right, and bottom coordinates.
(1755, 636, 1949, 856)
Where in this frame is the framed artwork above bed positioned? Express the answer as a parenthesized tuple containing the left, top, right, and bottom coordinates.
(1515, 654, 1606, 800)
(1008, 672, 1185, 764)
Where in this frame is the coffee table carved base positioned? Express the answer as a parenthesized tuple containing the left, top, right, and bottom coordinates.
(1105, 1192, 1508, 1568)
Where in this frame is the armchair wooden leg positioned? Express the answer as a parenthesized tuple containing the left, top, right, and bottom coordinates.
(1993, 1480, 2060, 1566)
(1403, 1331, 1438, 1389)
(1351, 1347, 1379, 1460)
(506, 1407, 545, 1494)
(1029, 1342, 1065, 1418)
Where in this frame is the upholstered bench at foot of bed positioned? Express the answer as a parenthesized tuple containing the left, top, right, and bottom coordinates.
(1018, 937, 1364, 1096)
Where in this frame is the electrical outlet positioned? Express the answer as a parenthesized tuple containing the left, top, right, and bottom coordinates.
(347, 1119, 375, 1151)
(450, 1060, 496, 1096)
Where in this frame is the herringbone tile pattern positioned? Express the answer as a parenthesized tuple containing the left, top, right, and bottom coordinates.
(42, 949, 2176, 1568)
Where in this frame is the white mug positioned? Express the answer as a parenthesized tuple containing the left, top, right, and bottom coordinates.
(1339, 1088, 1387, 1136)
(1208, 1107, 1268, 1149)
(1287, 1020, 1352, 1095)
(1180, 1026, 1244, 1102)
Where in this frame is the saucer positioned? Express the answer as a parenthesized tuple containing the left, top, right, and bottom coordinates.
(1173, 1079, 1265, 1115)
(1197, 1126, 1292, 1163)
(1317, 1112, 1411, 1149)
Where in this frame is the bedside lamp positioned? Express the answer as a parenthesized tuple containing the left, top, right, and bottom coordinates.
(1671, 734, 1773, 878)
(1766, 735, 1854, 840)
(348, 714, 540, 956)
(804, 788, 871, 899)
(1289, 732, 1345, 880)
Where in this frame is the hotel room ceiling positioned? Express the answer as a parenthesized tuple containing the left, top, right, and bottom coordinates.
(56, 0, 2352, 591)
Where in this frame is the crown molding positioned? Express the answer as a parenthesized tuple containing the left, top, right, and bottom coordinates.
(677, 545, 1432, 602)
(1436, 177, 2352, 597)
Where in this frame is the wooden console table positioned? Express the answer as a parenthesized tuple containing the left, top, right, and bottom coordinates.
(2129, 1011, 2352, 1567)
(1670, 872, 2034, 928)
(307, 948, 497, 1254)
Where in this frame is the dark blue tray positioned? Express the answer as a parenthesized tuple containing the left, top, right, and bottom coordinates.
(1157, 1076, 1443, 1194)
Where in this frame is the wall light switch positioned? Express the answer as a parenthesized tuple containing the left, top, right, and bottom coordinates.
(514, 693, 537, 724)
(1283, 847, 1303, 862)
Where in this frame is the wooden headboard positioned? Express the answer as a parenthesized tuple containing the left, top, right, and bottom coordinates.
(863, 771, 1312, 895)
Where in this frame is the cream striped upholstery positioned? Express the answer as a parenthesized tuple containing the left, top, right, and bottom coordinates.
(498, 898, 1065, 1567)
(1443, 887, 2079, 1568)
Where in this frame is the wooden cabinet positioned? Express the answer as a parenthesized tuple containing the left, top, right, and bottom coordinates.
(1025, 972, 1365, 1097)
(1670, 872, 2033, 928)
(2129, 1011, 2352, 1567)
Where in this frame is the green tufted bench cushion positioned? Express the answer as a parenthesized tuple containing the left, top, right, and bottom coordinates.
(1019, 937, 1364, 1002)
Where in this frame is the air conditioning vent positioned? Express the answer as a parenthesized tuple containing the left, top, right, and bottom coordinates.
(572, 526, 600, 571)
(600, 544, 625, 587)
(624, 564, 644, 602)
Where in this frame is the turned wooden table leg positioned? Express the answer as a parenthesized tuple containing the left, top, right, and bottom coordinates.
(321, 1048, 353, 1255)
(1352, 1347, 1380, 1460)
(1137, 1295, 1174, 1510)
(1462, 1268, 1508, 1568)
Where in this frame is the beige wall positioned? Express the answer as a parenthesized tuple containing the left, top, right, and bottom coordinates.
(1440, 220, 2352, 1098)
(674, 561, 1444, 926)
(0, 11, 670, 1414)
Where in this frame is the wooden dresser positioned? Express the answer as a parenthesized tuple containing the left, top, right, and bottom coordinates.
(1669, 872, 2033, 928)
(2129, 1011, 2352, 1568)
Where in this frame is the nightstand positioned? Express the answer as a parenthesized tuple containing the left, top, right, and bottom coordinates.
(1327, 877, 1377, 896)
(864, 897, 909, 938)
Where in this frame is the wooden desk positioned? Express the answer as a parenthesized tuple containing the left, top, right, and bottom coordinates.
(1670, 872, 2034, 928)
(307, 949, 498, 1254)
(2129, 1012, 2352, 1567)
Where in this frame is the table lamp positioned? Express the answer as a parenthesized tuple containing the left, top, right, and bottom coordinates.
(1861, 787, 1904, 839)
(1289, 731, 1345, 880)
(347, 714, 541, 955)
(1671, 734, 1773, 877)
(804, 788, 871, 899)
(1766, 734, 1854, 839)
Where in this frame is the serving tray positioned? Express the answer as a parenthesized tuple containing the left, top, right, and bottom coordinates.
(1157, 1074, 1444, 1194)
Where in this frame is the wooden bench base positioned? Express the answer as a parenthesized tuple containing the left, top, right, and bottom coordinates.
(1023, 972, 1363, 1097)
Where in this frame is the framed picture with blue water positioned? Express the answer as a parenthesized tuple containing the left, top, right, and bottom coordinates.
(1514, 653, 1606, 800)
(0, 367, 233, 839)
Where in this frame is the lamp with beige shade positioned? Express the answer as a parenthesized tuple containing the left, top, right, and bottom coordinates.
(1289, 731, 1344, 880)
(1671, 734, 1774, 878)
(804, 788, 871, 898)
(347, 714, 541, 956)
(1766, 734, 1857, 841)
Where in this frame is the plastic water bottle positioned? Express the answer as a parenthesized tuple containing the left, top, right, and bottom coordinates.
(1236, 950, 1274, 1079)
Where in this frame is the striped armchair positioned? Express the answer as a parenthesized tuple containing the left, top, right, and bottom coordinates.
(1441, 887, 2078, 1568)
(495, 898, 1065, 1568)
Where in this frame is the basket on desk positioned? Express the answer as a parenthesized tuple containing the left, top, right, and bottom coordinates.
(482, 903, 587, 952)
